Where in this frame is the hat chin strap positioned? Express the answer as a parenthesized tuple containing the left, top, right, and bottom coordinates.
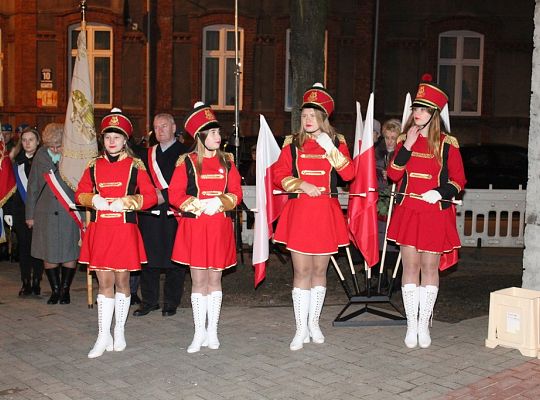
(415, 111, 435, 131)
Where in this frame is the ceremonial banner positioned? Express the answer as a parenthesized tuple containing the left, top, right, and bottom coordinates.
(347, 95, 380, 267)
(60, 28, 98, 190)
(252, 115, 287, 287)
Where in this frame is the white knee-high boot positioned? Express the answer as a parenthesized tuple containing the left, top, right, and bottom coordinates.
(418, 285, 438, 348)
(290, 288, 310, 351)
(308, 286, 326, 344)
(187, 293, 208, 353)
(401, 284, 419, 348)
(88, 295, 115, 358)
(113, 293, 131, 352)
(206, 291, 222, 350)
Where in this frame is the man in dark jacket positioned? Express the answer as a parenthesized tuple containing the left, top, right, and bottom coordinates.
(133, 113, 189, 317)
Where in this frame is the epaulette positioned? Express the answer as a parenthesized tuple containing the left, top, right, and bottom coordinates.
(282, 135, 293, 148)
(224, 152, 235, 162)
(443, 134, 460, 148)
(86, 157, 98, 168)
(336, 133, 346, 144)
(397, 133, 407, 144)
(132, 157, 147, 171)
(175, 153, 189, 167)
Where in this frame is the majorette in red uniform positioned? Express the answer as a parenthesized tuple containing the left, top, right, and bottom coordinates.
(272, 83, 354, 351)
(168, 102, 242, 353)
(386, 75, 466, 350)
(76, 108, 157, 359)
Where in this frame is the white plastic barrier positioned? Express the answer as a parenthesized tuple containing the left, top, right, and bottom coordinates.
(240, 185, 526, 249)
(457, 187, 526, 248)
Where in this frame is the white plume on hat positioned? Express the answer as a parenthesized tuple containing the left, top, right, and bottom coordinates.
(194, 101, 205, 108)
(313, 82, 324, 88)
(110, 107, 122, 113)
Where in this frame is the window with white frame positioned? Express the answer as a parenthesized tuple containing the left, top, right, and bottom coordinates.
(284, 29, 328, 112)
(0, 29, 3, 107)
(438, 30, 483, 116)
(68, 24, 113, 109)
(202, 25, 243, 110)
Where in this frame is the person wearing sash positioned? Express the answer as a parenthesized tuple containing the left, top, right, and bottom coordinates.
(386, 75, 466, 349)
(4, 127, 44, 295)
(133, 113, 189, 317)
(25, 123, 79, 305)
(168, 102, 242, 353)
(272, 83, 355, 351)
(76, 109, 157, 358)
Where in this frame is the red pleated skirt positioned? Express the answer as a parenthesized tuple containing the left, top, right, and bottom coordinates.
(79, 222, 147, 271)
(387, 204, 461, 254)
(273, 196, 349, 255)
(172, 214, 236, 270)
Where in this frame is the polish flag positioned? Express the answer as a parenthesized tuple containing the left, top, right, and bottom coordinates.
(252, 115, 287, 287)
(347, 94, 380, 267)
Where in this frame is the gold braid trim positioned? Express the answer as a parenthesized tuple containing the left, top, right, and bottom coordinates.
(78, 193, 95, 207)
(443, 134, 459, 148)
(132, 158, 147, 171)
(0, 185, 16, 208)
(390, 161, 406, 170)
(282, 176, 303, 192)
(282, 135, 293, 147)
(336, 133, 346, 144)
(218, 193, 238, 211)
(175, 153, 189, 167)
(397, 133, 407, 144)
(180, 196, 204, 215)
(224, 152, 235, 162)
(121, 194, 144, 210)
(326, 147, 350, 171)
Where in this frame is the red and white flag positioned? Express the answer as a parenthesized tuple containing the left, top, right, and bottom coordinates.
(347, 94, 379, 267)
(252, 115, 287, 287)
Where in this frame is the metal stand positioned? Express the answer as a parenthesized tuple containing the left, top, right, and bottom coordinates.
(331, 246, 406, 327)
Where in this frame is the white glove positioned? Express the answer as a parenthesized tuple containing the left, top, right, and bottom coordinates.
(202, 197, 223, 216)
(3, 215, 13, 227)
(316, 132, 335, 153)
(92, 194, 110, 211)
(109, 199, 124, 212)
(421, 190, 442, 204)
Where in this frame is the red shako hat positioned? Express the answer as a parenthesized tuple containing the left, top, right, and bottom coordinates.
(100, 108, 133, 138)
(301, 83, 335, 117)
(184, 102, 220, 138)
(413, 74, 448, 111)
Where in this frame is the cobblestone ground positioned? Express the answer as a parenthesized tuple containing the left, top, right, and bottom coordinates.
(0, 248, 537, 400)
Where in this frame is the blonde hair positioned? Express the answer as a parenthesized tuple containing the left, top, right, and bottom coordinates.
(294, 108, 338, 149)
(382, 119, 402, 136)
(42, 123, 64, 147)
(403, 108, 442, 163)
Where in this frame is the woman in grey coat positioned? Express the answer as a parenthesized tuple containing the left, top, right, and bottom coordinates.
(25, 123, 80, 304)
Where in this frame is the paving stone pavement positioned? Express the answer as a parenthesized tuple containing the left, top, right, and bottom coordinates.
(0, 261, 537, 400)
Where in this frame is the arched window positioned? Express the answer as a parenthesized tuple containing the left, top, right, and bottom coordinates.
(202, 25, 243, 110)
(438, 30, 484, 116)
(68, 23, 113, 109)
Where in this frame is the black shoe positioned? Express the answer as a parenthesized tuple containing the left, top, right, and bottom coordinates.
(59, 289, 71, 304)
(19, 279, 32, 296)
(130, 293, 141, 305)
(162, 305, 177, 316)
(133, 303, 159, 316)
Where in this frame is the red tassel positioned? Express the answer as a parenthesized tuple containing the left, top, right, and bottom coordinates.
(421, 73, 433, 82)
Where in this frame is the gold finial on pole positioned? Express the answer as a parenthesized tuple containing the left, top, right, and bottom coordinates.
(80, 0, 87, 30)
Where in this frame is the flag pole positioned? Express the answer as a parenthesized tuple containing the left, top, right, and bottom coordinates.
(80, 0, 93, 309)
